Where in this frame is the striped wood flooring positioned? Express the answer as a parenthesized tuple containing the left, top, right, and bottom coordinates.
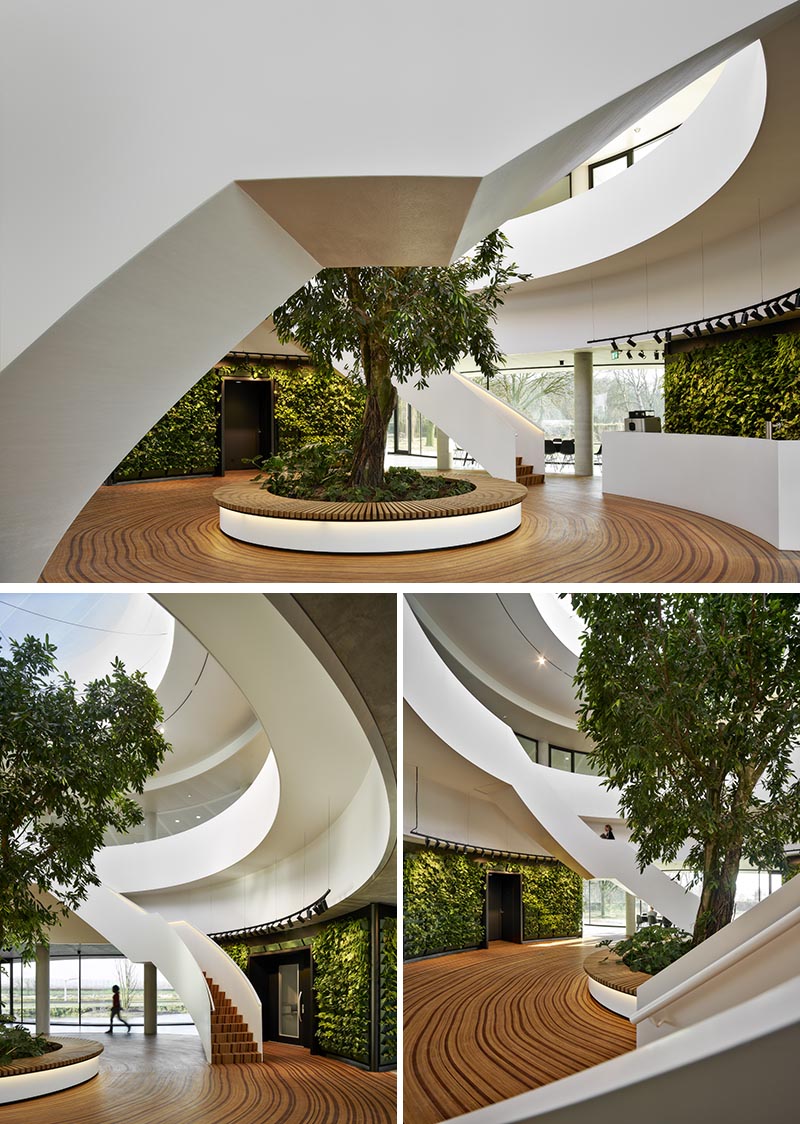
(41, 471, 800, 583)
(0, 1035, 396, 1124)
(404, 939, 635, 1124)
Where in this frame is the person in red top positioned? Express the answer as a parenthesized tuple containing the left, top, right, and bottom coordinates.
(106, 984, 132, 1034)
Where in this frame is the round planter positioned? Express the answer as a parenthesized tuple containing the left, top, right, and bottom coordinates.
(0, 1037, 103, 1104)
(583, 948, 651, 1019)
(214, 473, 527, 554)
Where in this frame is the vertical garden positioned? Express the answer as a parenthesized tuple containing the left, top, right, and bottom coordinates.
(403, 847, 582, 960)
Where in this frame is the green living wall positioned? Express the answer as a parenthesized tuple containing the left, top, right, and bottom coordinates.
(665, 332, 800, 439)
(312, 918, 371, 1066)
(403, 848, 582, 960)
(379, 915, 397, 1067)
(113, 362, 367, 481)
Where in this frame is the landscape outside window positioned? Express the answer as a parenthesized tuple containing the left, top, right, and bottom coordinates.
(0, 957, 190, 1030)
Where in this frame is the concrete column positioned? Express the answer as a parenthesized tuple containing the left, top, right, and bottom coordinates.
(35, 945, 50, 1036)
(144, 962, 157, 1036)
(436, 428, 452, 471)
(626, 892, 637, 937)
(144, 811, 158, 841)
(573, 350, 594, 476)
(538, 741, 550, 767)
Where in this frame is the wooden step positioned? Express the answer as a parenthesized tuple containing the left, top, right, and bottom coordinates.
(517, 472, 545, 487)
(203, 971, 261, 1066)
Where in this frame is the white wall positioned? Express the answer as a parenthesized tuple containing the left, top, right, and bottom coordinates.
(603, 432, 800, 550)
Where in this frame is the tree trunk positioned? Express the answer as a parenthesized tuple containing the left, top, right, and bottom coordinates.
(692, 841, 742, 944)
(349, 342, 396, 489)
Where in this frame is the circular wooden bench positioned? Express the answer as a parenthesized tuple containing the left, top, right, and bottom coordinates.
(0, 1037, 103, 1104)
(214, 473, 527, 553)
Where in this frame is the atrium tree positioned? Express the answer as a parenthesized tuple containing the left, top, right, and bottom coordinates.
(569, 593, 800, 945)
(0, 635, 170, 960)
(271, 231, 527, 488)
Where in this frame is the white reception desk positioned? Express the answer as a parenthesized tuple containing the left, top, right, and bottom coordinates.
(603, 431, 800, 551)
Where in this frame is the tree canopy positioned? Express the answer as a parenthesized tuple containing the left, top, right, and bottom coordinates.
(272, 230, 527, 486)
(569, 593, 800, 943)
(0, 634, 170, 958)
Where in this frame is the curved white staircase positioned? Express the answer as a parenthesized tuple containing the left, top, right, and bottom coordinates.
(404, 599, 699, 930)
(68, 883, 261, 1065)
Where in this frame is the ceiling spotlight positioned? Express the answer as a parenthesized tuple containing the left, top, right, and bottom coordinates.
(195, 814, 201, 819)
(626, 350, 633, 360)
(537, 655, 546, 666)
(654, 331, 663, 344)
(728, 315, 737, 329)
(714, 318, 726, 330)
(740, 311, 749, 325)
(751, 307, 763, 321)
(627, 337, 636, 348)
(654, 350, 661, 360)
(610, 339, 619, 351)
(638, 349, 646, 359)
(704, 321, 714, 333)
(157, 725, 165, 734)
(792, 292, 800, 310)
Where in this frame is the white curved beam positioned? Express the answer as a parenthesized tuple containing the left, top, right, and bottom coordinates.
(503, 43, 767, 280)
(151, 594, 393, 927)
(95, 752, 280, 893)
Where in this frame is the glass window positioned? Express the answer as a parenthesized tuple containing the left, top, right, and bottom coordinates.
(550, 746, 572, 772)
(515, 734, 538, 762)
(591, 155, 629, 187)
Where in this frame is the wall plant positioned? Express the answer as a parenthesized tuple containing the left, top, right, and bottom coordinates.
(403, 850, 486, 959)
(403, 848, 582, 959)
(379, 915, 397, 1066)
(312, 918, 370, 1065)
(112, 361, 366, 481)
(664, 332, 800, 439)
(221, 943, 250, 972)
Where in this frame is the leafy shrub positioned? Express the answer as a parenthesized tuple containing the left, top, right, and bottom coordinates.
(597, 925, 693, 975)
(250, 445, 475, 502)
(0, 1019, 52, 1061)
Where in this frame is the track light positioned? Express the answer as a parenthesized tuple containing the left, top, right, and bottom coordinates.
(626, 350, 633, 359)
(728, 315, 737, 329)
(792, 292, 800, 310)
(741, 311, 749, 325)
(654, 331, 662, 344)
(751, 307, 764, 321)
(610, 339, 619, 351)
(627, 337, 636, 348)
(704, 321, 714, 333)
(638, 350, 646, 359)
(654, 350, 661, 360)
(715, 318, 726, 330)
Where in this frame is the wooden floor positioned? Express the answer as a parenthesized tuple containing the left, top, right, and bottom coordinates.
(404, 940, 635, 1124)
(0, 1034, 396, 1124)
(41, 472, 800, 583)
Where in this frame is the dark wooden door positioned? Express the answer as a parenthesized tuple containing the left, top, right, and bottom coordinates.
(222, 379, 273, 470)
(486, 872, 523, 943)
